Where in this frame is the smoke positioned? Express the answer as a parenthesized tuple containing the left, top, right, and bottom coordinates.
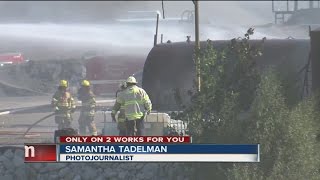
(0, 1, 275, 24)
(0, 1, 310, 60)
(0, 1, 157, 23)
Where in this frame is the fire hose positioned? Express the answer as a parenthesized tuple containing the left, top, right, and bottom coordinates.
(23, 113, 55, 137)
(21, 106, 111, 137)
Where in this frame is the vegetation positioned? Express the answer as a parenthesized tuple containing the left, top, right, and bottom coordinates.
(175, 29, 320, 179)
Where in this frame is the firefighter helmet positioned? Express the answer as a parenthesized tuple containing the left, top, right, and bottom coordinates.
(81, 80, 90, 87)
(126, 76, 137, 84)
(59, 80, 68, 87)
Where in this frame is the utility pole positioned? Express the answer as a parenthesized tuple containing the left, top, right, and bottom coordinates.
(194, 0, 201, 92)
(154, 13, 160, 47)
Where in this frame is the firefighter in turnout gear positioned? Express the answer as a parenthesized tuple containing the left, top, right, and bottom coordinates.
(51, 80, 76, 130)
(77, 80, 98, 136)
(111, 81, 127, 135)
(112, 76, 152, 136)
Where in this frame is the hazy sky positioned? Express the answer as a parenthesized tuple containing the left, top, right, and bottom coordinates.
(0, 1, 311, 60)
(0, 1, 315, 25)
(0, 1, 275, 25)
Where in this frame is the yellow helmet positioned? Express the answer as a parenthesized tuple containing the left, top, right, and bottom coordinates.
(126, 76, 137, 84)
(59, 80, 68, 87)
(81, 80, 90, 87)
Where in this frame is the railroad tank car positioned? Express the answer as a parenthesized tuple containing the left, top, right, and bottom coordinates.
(142, 39, 310, 111)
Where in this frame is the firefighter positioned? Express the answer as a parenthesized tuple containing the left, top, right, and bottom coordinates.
(77, 80, 97, 136)
(112, 76, 152, 136)
(51, 80, 76, 130)
(111, 81, 127, 136)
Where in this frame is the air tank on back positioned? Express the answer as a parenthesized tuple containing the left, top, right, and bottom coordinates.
(142, 39, 310, 111)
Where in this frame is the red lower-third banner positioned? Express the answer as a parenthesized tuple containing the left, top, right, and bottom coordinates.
(24, 144, 57, 162)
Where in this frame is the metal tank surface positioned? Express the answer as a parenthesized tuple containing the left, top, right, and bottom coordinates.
(310, 28, 320, 92)
(142, 39, 310, 111)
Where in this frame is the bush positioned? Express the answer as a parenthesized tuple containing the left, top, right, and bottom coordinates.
(176, 29, 320, 179)
(177, 29, 264, 143)
(228, 70, 320, 179)
(175, 29, 265, 179)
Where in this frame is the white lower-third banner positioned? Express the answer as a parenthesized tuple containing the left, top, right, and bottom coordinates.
(59, 154, 259, 162)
